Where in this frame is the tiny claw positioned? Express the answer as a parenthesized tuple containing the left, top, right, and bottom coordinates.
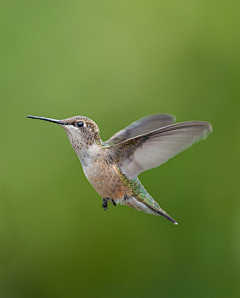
(102, 198, 108, 211)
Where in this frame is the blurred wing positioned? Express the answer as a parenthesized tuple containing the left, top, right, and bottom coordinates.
(105, 114, 175, 146)
(111, 121, 212, 179)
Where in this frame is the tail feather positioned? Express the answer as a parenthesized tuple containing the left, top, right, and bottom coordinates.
(122, 196, 178, 225)
(146, 204, 178, 225)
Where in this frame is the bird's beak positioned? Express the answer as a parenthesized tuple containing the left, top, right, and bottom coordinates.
(26, 115, 67, 125)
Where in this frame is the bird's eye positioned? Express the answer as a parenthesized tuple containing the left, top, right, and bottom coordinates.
(77, 121, 84, 127)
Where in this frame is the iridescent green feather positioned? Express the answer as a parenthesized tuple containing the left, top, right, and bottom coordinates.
(118, 168, 177, 224)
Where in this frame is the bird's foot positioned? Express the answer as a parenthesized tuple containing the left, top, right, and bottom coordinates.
(102, 198, 108, 211)
(112, 199, 116, 207)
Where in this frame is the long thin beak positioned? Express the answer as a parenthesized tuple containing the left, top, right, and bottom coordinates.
(26, 115, 66, 125)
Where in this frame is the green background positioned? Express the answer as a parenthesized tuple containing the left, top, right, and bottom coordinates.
(1, 1, 239, 297)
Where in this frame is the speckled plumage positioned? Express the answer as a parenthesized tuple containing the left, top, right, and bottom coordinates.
(27, 114, 212, 224)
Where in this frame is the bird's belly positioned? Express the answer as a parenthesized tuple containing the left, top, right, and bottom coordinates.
(83, 163, 126, 199)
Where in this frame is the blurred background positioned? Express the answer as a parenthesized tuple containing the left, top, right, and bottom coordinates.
(1, 1, 240, 297)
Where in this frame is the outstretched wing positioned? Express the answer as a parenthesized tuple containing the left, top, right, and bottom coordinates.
(110, 121, 212, 179)
(105, 114, 175, 146)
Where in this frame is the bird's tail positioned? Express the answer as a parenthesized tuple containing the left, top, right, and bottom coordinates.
(123, 195, 178, 225)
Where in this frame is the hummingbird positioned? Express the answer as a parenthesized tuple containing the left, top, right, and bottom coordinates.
(27, 114, 212, 225)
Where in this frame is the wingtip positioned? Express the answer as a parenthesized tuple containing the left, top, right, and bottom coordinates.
(208, 123, 213, 134)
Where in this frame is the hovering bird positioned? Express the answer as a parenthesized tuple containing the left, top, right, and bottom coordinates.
(27, 114, 212, 224)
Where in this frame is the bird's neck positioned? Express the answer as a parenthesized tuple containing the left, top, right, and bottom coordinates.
(74, 141, 103, 167)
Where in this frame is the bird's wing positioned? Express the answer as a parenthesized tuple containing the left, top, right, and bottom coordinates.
(110, 121, 212, 180)
(105, 114, 176, 146)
